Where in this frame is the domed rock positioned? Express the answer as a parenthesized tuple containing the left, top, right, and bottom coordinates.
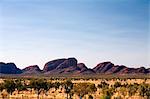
(56, 58, 77, 70)
(22, 65, 41, 74)
(43, 58, 66, 72)
(0, 62, 22, 74)
(93, 62, 114, 73)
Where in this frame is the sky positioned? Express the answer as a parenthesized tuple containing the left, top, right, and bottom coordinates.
(0, 0, 149, 69)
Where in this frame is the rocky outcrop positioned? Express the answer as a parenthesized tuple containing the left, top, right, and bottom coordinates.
(1, 58, 150, 75)
(56, 58, 77, 70)
(43, 58, 94, 75)
(43, 58, 78, 74)
(43, 59, 66, 72)
(77, 63, 88, 72)
(77, 63, 95, 74)
(93, 62, 150, 74)
(93, 62, 114, 73)
(0, 62, 22, 74)
(135, 67, 148, 74)
(22, 65, 41, 74)
(117, 67, 149, 74)
(106, 65, 127, 74)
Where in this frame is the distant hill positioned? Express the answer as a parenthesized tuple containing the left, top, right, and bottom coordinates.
(0, 62, 22, 74)
(43, 58, 94, 75)
(93, 62, 150, 74)
(22, 65, 42, 74)
(0, 58, 150, 75)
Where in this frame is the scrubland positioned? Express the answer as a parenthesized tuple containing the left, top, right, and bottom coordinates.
(0, 76, 150, 99)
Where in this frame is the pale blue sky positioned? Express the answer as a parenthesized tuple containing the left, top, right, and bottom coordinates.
(0, 0, 149, 69)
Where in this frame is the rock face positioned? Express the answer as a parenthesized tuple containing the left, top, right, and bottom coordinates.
(43, 58, 78, 74)
(136, 67, 148, 74)
(43, 58, 94, 75)
(106, 65, 127, 74)
(93, 62, 114, 73)
(0, 62, 22, 74)
(77, 63, 88, 72)
(93, 62, 150, 74)
(43, 59, 66, 72)
(77, 63, 95, 74)
(118, 67, 149, 74)
(22, 65, 41, 74)
(56, 58, 77, 70)
(43, 58, 77, 72)
(0, 58, 150, 75)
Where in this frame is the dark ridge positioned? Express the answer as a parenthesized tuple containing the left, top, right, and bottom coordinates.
(0, 58, 149, 75)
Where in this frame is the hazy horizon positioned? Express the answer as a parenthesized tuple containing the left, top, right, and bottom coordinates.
(0, 0, 149, 69)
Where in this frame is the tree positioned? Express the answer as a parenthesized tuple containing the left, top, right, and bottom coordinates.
(138, 83, 150, 98)
(4, 80, 16, 98)
(14, 79, 27, 93)
(119, 87, 127, 98)
(113, 82, 121, 88)
(103, 88, 114, 99)
(145, 85, 150, 99)
(53, 82, 61, 91)
(73, 83, 89, 99)
(87, 83, 97, 94)
(44, 81, 53, 96)
(0, 83, 5, 99)
(64, 79, 73, 99)
(127, 84, 138, 96)
(73, 83, 96, 99)
(97, 81, 109, 89)
(87, 83, 97, 98)
(0, 83, 4, 92)
(29, 79, 49, 99)
(97, 81, 114, 98)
